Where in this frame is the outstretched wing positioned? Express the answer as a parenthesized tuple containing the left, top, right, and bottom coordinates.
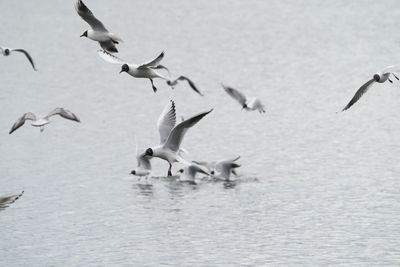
(163, 109, 213, 152)
(0, 191, 24, 211)
(222, 84, 247, 107)
(9, 112, 36, 134)
(342, 79, 375, 111)
(75, 0, 108, 32)
(12, 49, 37, 70)
(97, 49, 125, 64)
(157, 100, 176, 144)
(138, 51, 164, 68)
(46, 108, 80, 122)
(167, 76, 203, 96)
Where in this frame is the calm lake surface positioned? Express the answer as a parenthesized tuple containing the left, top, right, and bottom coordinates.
(1, 0, 400, 265)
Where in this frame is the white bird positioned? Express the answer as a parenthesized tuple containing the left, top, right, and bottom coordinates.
(143, 100, 213, 176)
(130, 152, 152, 178)
(97, 49, 203, 95)
(9, 108, 80, 134)
(342, 65, 400, 111)
(177, 164, 209, 184)
(75, 0, 122, 53)
(0, 191, 24, 211)
(0, 46, 37, 70)
(194, 156, 240, 177)
(209, 157, 241, 181)
(222, 84, 266, 113)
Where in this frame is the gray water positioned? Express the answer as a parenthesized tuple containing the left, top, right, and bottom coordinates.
(1, 0, 400, 266)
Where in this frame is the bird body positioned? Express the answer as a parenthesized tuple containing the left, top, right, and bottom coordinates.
(131, 152, 152, 177)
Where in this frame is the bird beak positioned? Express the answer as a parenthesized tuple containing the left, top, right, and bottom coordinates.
(80, 34, 85, 37)
(119, 70, 124, 74)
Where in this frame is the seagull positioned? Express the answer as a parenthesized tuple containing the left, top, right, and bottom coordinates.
(222, 84, 266, 113)
(177, 164, 209, 184)
(143, 100, 213, 176)
(194, 156, 240, 177)
(209, 157, 241, 181)
(75, 0, 123, 53)
(9, 108, 80, 134)
(0, 46, 37, 70)
(130, 152, 152, 178)
(97, 49, 203, 95)
(0, 191, 24, 211)
(342, 65, 400, 111)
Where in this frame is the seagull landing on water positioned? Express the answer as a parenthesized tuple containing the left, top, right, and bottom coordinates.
(97, 49, 203, 95)
(205, 156, 241, 181)
(0, 46, 37, 70)
(0, 191, 24, 211)
(75, 0, 123, 53)
(222, 84, 265, 113)
(9, 108, 80, 134)
(193, 156, 241, 177)
(177, 164, 209, 184)
(341, 65, 400, 111)
(143, 100, 212, 177)
(130, 152, 152, 178)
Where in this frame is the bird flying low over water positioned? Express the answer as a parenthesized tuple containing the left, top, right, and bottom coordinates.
(0, 191, 24, 211)
(130, 152, 152, 178)
(178, 164, 209, 184)
(143, 100, 213, 176)
(0, 46, 37, 70)
(75, 0, 123, 53)
(208, 156, 241, 181)
(222, 84, 266, 113)
(97, 49, 203, 95)
(341, 65, 400, 111)
(193, 156, 241, 178)
(9, 108, 80, 134)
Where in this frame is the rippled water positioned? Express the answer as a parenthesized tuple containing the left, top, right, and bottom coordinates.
(1, 0, 400, 265)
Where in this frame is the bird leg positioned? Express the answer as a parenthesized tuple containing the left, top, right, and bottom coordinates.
(167, 163, 172, 177)
(392, 73, 400, 80)
(40, 126, 44, 133)
(149, 79, 157, 93)
(388, 77, 393, 83)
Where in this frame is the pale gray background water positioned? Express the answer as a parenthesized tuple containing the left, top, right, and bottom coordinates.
(1, 0, 400, 266)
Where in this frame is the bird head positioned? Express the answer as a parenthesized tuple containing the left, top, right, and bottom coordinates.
(210, 170, 215, 175)
(242, 104, 248, 110)
(120, 64, 129, 74)
(373, 74, 380, 82)
(178, 169, 184, 173)
(4, 49, 10, 56)
(145, 148, 153, 157)
(80, 30, 88, 38)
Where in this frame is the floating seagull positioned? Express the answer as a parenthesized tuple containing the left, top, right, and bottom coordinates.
(0, 191, 24, 211)
(178, 164, 209, 184)
(342, 65, 400, 111)
(75, 0, 123, 53)
(0, 46, 37, 70)
(209, 157, 241, 181)
(9, 108, 80, 134)
(194, 156, 240, 177)
(97, 49, 203, 95)
(130, 152, 152, 178)
(222, 84, 265, 113)
(143, 100, 212, 176)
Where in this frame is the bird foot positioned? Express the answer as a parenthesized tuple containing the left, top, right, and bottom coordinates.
(389, 78, 393, 83)
(168, 170, 172, 177)
(152, 86, 157, 93)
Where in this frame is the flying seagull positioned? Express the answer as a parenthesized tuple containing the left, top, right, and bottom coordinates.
(193, 156, 241, 176)
(178, 164, 209, 184)
(0, 46, 37, 70)
(222, 84, 265, 113)
(342, 65, 400, 111)
(97, 49, 203, 95)
(9, 108, 80, 134)
(209, 157, 241, 181)
(75, 0, 123, 53)
(143, 100, 212, 176)
(0, 191, 24, 211)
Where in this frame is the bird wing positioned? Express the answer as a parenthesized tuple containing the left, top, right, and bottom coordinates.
(11, 49, 37, 70)
(157, 100, 176, 144)
(137, 152, 151, 170)
(97, 49, 126, 64)
(342, 79, 375, 111)
(382, 64, 400, 75)
(138, 51, 165, 68)
(9, 112, 36, 134)
(163, 109, 213, 152)
(167, 76, 203, 96)
(45, 108, 80, 122)
(99, 40, 118, 53)
(0, 191, 24, 211)
(222, 84, 247, 106)
(217, 162, 240, 179)
(75, 0, 108, 32)
(150, 64, 171, 78)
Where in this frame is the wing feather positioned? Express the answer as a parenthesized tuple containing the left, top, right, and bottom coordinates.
(75, 0, 108, 32)
(157, 100, 176, 144)
(342, 79, 375, 111)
